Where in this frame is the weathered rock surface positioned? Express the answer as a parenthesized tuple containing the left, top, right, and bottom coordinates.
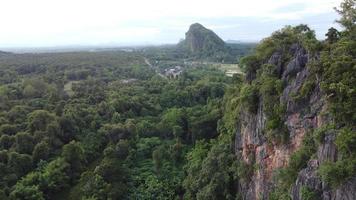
(235, 45, 356, 200)
(282, 46, 308, 79)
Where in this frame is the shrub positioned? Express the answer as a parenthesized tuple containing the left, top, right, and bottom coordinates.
(0, 124, 17, 135)
(289, 134, 316, 170)
(10, 185, 44, 200)
(335, 127, 356, 156)
(313, 124, 335, 144)
(301, 186, 321, 200)
(240, 55, 261, 82)
(269, 188, 291, 200)
(318, 127, 356, 188)
(270, 133, 316, 198)
(236, 161, 254, 184)
(239, 84, 259, 114)
(292, 78, 316, 101)
(265, 105, 289, 144)
(318, 158, 356, 188)
(0, 135, 15, 150)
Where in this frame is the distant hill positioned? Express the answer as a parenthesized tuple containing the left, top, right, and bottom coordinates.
(133, 23, 255, 63)
(0, 50, 12, 56)
(226, 40, 243, 44)
(178, 23, 226, 53)
(177, 23, 233, 62)
(177, 23, 256, 62)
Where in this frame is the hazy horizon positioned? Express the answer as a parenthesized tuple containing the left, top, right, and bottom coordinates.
(0, 0, 343, 49)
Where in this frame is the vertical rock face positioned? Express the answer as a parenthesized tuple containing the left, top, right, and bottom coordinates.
(291, 131, 356, 200)
(235, 45, 356, 200)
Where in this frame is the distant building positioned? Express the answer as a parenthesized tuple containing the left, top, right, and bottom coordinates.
(164, 66, 182, 79)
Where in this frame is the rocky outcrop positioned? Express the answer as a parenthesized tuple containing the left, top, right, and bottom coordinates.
(178, 23, 230, 59)
(268, 51, 283, 77)
(291, 160, 323, 200)
(235, 44, 356, 199)
(291, 129, 356, 200)
(292, 159, 356, 200)
(282, 45, 308, 79)
(179, 23, 226, 53)
(334, 178, 356, 200)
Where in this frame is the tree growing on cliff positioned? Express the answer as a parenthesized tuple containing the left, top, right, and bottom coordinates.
(335, 0, 356, 33)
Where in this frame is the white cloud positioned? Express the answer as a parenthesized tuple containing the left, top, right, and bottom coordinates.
(0, 0, 343, 47)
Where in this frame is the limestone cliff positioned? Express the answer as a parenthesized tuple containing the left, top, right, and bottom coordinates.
(235, 43, 356, 200)
(179, 23, 226, 53)
(178, 23, 232, 61)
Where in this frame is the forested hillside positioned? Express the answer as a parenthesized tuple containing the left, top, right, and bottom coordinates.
(0, 1, 355, 200)
(0, 50, 240, 199)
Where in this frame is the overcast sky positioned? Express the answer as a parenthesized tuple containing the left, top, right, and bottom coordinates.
(0, 0, 343, 48)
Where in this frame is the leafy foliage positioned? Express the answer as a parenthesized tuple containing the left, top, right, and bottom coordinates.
(183, 138, 238, 200)
(319, 127, 356, 188)
(300, 186, 321, 200)
(0, 1, 355, 199)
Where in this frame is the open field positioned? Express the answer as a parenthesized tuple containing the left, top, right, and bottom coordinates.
(211, 63, 243, 76)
